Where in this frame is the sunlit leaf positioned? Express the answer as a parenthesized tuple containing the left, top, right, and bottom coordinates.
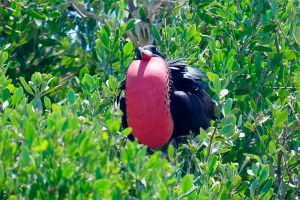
(20, 77, 34, 95)
(67, 88, 76, 104)
(125, 19, 140, 32)
(181, 174, 194, 193)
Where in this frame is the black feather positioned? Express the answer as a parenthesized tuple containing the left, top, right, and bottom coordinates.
(167, 58, 215, 139)
(167, 58, 207, 92)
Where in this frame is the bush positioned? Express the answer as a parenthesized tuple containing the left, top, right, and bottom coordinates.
(0, 0, 299, 199)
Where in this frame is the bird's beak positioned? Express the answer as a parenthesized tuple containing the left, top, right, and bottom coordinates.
(139, 47, 153, 58)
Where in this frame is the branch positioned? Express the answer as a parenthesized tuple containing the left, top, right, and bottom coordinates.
(177, 186, 199, 199)
(275, 34, 280, 54)
(69, 1, 106, 23)
(272, 86, 299, 90)
(41, 72, 75, 97)
(69, 0, 140, 48)
(127, 0, 136, 12)
(275, 149, 283, 196)
(276, 21, 298, 54)
(126, 30, 140, 48)
(206, 124, 218, 161)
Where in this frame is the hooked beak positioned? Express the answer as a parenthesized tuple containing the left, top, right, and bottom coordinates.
(139, 47, 153, 59)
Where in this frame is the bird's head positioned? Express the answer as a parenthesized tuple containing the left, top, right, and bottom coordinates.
(137, 45, 166, 60)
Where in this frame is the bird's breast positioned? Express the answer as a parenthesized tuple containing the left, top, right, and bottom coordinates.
(125, 57, 174, 147)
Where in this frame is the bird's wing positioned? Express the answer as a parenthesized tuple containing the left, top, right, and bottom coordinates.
(167, 58, 207, 92)
(118, 82, 135, 141)
(118, 80, 129, 128)
(119, 95, 128, 128)
(168, 58, 215, 138)
(116, 79, 128, 127)
(170, 90, 215, 139)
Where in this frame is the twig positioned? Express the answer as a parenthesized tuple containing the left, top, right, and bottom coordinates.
(276, 21, 298, 54)
(41, 72, 75, 97)
(283, 151, 300, 195)
(206, 124, 218, 161)
(69, 0, 140, 48)
(271, 86, 299, 90)
(275, 34, 280, 54)
(177, 186, 199, 199)
(275, 149, 283, 197)
(69, 1, 106, 23)
(288, 99, 300, 122)
(126, 30, 140, 48)
(127, 0, 136, 12)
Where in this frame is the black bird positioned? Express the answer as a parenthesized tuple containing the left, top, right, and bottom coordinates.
(119, 45, 215, 147)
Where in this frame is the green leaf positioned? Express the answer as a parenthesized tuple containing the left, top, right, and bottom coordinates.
(244, 122, 254, 131)
(50, 11, 61, 18)
(24, 119, 36, 142)
(32, 96, 43, 111)
(123, 42, 134, 57)
(254, 45, 272, 52)
(264, 188, 273, 200)
(220, 190, 228, 200)
(207, 72, 221, 93)
(159, 184, 169, 200)
(243, 153, 262, 164)
(284, 50, 296, 60)
(94, 179, 111, 191)
(268, 141, 276, 155)
(121, 127, 131, 137)
(79, 66, 89, 77)
(0, 161, 4, 189)
(220, 124, 234, 136)
(259, 165, 269, 184)
(0, 88, 10, 101)
(83, 74, 95, 90)
(270, 53, 283, 67)
(208, 37, 217, 54)
(196, 129, 208, 142)
(32, 139, 48, 152)
(261, 179, 273, 196)
(236, 182, 249, 193)
(44, 96, 51, 110)
(233, 175, 241, 187)
(222, 98, 232, 116)
(250, 179, 258, 198)
(67, 88, 76, 104)
(1, 51, 8, 63)
(168, 144, 174, 161)
(274, 109, 288, 127)
(11, 87, 24, 105)
(20, 77, 34, 95)
(181, 174, 194, 193)
(62, 163, 76, 179)
(209, 155, 218, 175)
(125, 19, 140, 32)
(26, 9, 46, 20)
(187, 24, 196, 40)
(99, 30, 109, 49)
(216, 8, 228, 19)
(152, 25, 161, 42)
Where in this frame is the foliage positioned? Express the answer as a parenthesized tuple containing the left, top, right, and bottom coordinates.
(0, 0, 299, 199)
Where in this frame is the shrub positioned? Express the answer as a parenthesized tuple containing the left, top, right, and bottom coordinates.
(0, 0, 299, 199)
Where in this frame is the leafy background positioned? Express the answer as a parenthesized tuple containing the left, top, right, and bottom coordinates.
(0, 0, 299, 199)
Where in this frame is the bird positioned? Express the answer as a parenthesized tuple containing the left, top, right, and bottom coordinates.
(119, 45, 215, 148)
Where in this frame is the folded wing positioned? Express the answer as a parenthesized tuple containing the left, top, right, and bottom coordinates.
(168, 58, 215, 139)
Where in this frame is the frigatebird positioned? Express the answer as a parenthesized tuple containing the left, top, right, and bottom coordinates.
(119, 45, 215, 147)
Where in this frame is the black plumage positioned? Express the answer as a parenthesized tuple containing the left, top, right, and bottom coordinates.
(119, 45, 215, 141)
